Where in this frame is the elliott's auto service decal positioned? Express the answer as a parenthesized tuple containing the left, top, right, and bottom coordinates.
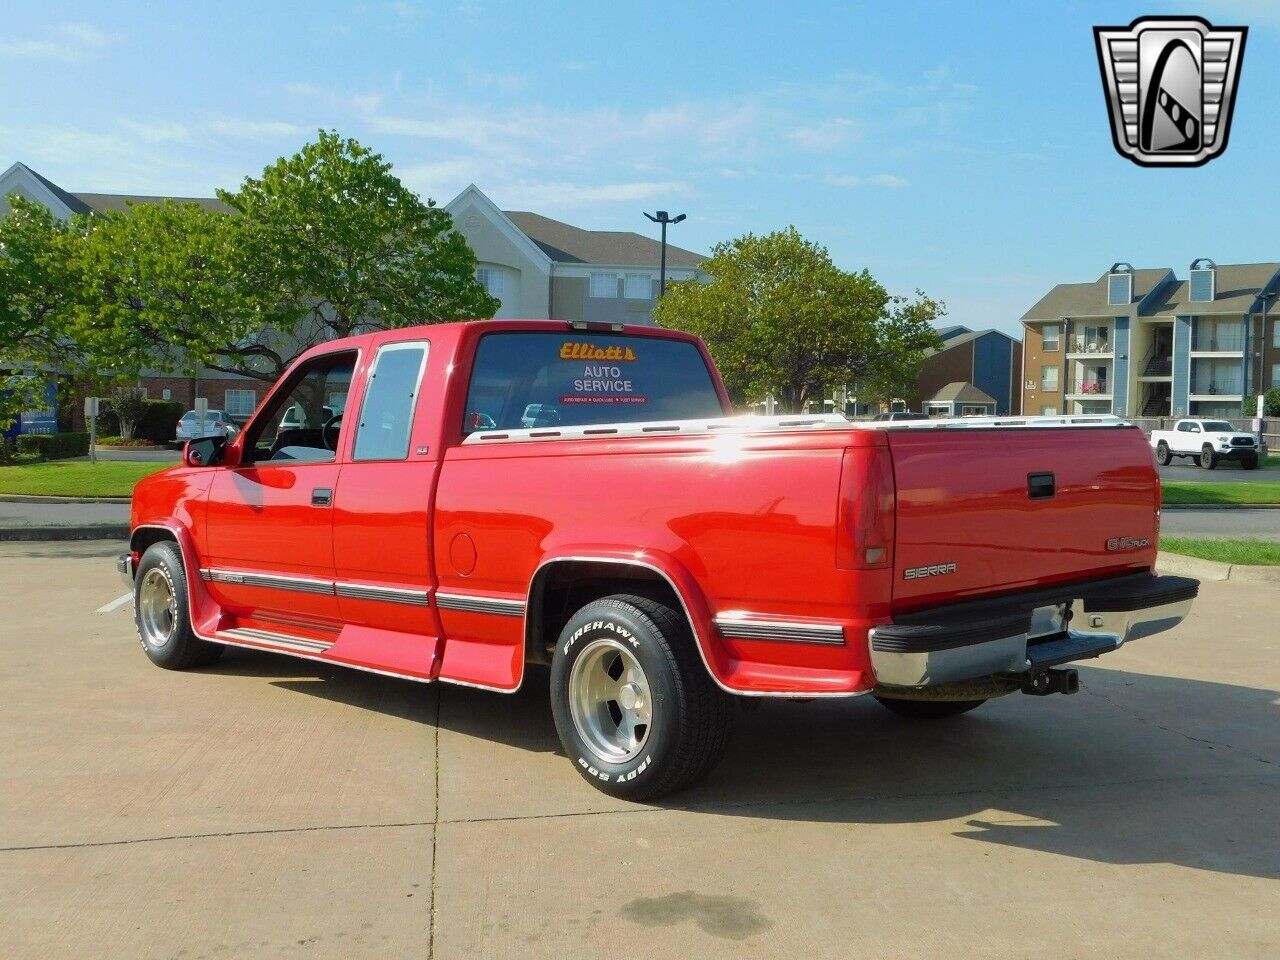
(559, 341, 648, 405)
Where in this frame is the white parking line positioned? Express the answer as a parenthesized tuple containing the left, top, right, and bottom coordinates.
(96, 593, 133, 614)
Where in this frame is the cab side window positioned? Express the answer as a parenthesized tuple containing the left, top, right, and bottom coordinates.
(242, 352, 356, 465)
(353, 342, 429, 461)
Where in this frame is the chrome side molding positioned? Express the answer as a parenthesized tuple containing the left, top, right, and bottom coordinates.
(435, 592, 526, 617)
(201, 567, 432, 606)
(713, 615, 846, 646)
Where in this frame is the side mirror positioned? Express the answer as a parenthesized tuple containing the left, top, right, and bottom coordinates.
(184, 436, 227, 467)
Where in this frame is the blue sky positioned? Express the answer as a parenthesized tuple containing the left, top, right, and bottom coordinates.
(2, 1, 1276, 335)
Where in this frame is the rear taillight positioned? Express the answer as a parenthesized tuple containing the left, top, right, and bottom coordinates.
(837, 444, 895, 570)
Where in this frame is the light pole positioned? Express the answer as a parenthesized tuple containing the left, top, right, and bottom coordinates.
(643, 210, 686, 296)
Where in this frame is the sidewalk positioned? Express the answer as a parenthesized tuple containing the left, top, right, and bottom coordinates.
(0, 499, 129, 541)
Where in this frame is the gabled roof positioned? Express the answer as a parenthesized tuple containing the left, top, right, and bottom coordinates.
(923, 326, 1018, 358)
(1021, 268, 1174, 321)
(930, 381, 997, 404)
(71, 192, 233, 215)
(22, 164, 93, 215)
(935, 324, 970, 341)
(1145, 262, 1280, 317)
(503, 210, 705, 268)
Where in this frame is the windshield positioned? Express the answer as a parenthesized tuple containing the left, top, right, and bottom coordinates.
(463, 331, 724, 433)
(1202, 421, 1236, 432)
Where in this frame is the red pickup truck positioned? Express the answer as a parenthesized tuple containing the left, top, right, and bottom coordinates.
(119, 320, 1198, 799)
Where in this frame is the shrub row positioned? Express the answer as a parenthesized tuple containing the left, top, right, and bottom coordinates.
(16, 432, 91, 461)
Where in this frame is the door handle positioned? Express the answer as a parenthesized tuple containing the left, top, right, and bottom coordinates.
(311, 488, 332, 507)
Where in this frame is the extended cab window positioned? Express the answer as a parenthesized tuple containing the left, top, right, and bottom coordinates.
(462, 332, 724, 433)
(353, 342, 429, 461)
(242, 351, 356, 464)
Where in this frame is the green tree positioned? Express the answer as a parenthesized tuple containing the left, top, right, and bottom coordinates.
(0, 195, 85, 427)
(215, 130, 498, 378)
(654, 227, 942, 412)
(73, 199, 260, 379)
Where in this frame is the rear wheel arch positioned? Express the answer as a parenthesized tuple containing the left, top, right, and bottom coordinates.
(524, 558, 715, 674)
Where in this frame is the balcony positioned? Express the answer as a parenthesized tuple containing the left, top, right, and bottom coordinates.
(1191, 328, 1244, 353)
(1067, 378, 1111, 397)
(1189, 378, 1243, 399)
(1066, 333, 1113, 356)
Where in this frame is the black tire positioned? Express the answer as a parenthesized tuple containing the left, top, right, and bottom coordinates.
(1200, 445, 1218, 470)
(550, 594, 734, 800)
(1242, 455, 1259, 470)
(134, 542, 224, 670)
(873, 696, 986, 720)
(1155, 441, 1171, 466)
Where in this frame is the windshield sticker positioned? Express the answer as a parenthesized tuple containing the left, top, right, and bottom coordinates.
(560, 341, 638, 362)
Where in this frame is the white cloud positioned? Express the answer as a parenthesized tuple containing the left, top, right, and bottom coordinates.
(119, 120, 193, 144)
(207, 118, 306, 139)
(825, 173, 908, 188)
(786, 118, 858, 151)
(0, 22, 119, 61)
(493, 180, 694, 209)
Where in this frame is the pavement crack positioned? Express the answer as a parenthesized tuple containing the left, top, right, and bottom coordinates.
(1083, 685, 1274, 766)
(0, 819, 438, 853)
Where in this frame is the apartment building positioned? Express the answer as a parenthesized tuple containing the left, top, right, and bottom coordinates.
(1021, 261, 1280, 418)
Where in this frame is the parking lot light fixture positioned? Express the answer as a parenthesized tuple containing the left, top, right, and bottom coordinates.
(643, 210, 686, 297)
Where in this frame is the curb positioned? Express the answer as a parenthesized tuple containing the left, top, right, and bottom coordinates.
(1156, 550, 1280, 584)
(0, 494, 131, 504)
(0, 525, 129, 542)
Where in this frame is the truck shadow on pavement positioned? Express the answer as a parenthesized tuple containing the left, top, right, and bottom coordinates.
(205, 650, 1278, 881)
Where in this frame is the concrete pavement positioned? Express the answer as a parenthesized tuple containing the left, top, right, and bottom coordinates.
(1, 540, 1277, 958)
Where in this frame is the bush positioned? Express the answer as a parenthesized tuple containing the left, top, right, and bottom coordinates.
(16, 432, 91, 461)
(136, 400, 185, 443)
(0, 436, 15, 466)
(1261, 389, 1280, 418)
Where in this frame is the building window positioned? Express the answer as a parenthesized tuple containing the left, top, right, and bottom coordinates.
(1040, 365, 1059, 391)
(161, 388, 171, 401)
(1042, 324, 1060, 351)
(623, 273, 652, 299)
(475, 267, 503, 296)
(224, 389, 258, 419)
(1273, 319, 1280, 349)
(1272, 363, 1280, 390)
(1040, 405, 1058, 416)
(589, 273, 619, 298)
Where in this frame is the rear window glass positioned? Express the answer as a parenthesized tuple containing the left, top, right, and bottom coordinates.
(463, 332, 723, 433)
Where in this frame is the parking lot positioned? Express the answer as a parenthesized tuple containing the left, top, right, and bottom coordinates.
(1, 541, 1277, 959)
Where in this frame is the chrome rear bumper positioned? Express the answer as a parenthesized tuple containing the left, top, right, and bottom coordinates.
(869, 573, 1198, 689)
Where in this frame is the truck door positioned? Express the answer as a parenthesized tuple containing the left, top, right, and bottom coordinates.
(330, 340, 442, 650)
(202, 350, 356, 625)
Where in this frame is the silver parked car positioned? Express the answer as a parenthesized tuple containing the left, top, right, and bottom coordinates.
(175, 409, 238, 441)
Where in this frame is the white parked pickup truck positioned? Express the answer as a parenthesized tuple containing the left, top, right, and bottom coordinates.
(1150, 419, 1261, 470)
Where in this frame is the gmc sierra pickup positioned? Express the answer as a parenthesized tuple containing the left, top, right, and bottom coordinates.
(119, 319, 1198, 799)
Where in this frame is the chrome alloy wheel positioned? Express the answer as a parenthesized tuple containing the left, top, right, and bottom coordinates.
(137, 567, 178, 648)
(568, 637, 653, 763)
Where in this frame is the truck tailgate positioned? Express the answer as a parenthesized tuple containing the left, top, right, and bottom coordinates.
(887, 426, 1159, 612)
